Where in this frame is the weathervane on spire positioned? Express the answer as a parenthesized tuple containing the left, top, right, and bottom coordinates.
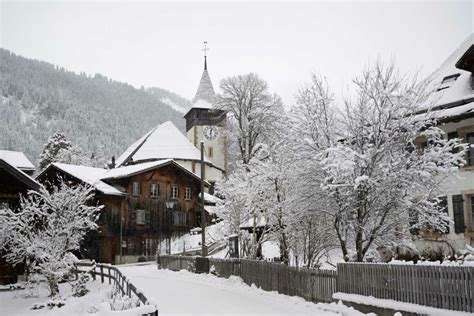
(202, 41, 209, 70)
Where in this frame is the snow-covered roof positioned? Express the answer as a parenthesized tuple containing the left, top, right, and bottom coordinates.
(193, 68, 215, 104)
(201, 192, 222, 205)
(43, 163, 124, 196)
(38, 159, 209, 196)
(102, 160, 173, 180)
(115, 121, 211, 167)
(204, 205, 218, 215)
(424, 34, 474, 109)
(0, 159, 41, 191)
(184, 62, 217, 117)
(0, 150, 35, 171)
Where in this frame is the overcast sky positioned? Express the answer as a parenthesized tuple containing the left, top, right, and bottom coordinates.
(1, 1, 472, 105)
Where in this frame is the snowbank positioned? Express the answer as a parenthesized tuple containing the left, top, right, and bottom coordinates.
(333, 292, 473, 316)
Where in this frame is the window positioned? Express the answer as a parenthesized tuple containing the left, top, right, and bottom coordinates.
(136, 209, 146, 225)
(151, 183, 159, 197)
(452, 195, 465, 234)
(208, 146, 213, 158)
(467, 133, 474, 166)
(185, 187, 191, 200)
(173, 211, 187, 226)
(132, 182, 140, 196)
(447, 131, 459, 154)
(437, 73, 460, 91)
(171, 185, 179, 199)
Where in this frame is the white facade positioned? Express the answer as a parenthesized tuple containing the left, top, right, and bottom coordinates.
(186, 124, 227, 182)
(440, 118, 474, 249)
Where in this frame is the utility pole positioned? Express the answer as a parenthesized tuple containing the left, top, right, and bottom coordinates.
(119, 203, 123, 264)
(200, 141, 207, 257)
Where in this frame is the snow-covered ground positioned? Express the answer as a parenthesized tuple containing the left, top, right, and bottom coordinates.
(0, 279, 113, 315)
(119, 263, 368, 315)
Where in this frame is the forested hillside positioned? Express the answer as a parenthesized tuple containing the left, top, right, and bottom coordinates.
(0, 49, 191, 168)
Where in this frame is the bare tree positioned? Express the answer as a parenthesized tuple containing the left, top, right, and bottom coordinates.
(216, 73, 283, 164)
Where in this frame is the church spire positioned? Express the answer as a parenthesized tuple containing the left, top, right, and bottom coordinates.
(193, 41, 215, 104)
(202, 41, 209, 70)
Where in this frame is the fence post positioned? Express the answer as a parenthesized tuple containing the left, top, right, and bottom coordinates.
(100, 265, 104, 283)
(108, 267, 111, 285)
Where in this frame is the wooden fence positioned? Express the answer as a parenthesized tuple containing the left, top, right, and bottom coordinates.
(158, 256, 336, 303)
(337, 262, 474, 313)
(74, 262, 158, 316)
(239, 259, 337, 303)
(156, 255, 197, 272)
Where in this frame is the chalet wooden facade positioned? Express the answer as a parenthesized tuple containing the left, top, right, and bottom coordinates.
(37, 160, 209, 264)
(0, 153, 41, 284)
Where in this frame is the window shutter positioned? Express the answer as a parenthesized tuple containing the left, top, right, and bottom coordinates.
(452, 195, 465, 234)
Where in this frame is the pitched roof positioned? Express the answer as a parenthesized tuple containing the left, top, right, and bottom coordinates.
(184, 60, 217, 117)
(0, 159, 41, 191)
(0, 150, 35, 171)
(102, 159, 210, 186)
(115, 121, 211, 167)
(41, 163, 124, 196)
(193, 68, 215, 104)
(425, 34, 474, 110)
(37, 159, 209, 196)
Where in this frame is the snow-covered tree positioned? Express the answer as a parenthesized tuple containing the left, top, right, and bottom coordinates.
(39, 132, 94, 169)
(39, 131, 72, 170)
(0, 180, 102, 296)
(216, 73, 289, 260)
(55, 144, 94, 166)
(291, 63, 466, 262)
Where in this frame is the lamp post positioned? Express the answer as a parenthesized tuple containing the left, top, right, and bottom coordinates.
(200, 141, 207, 257)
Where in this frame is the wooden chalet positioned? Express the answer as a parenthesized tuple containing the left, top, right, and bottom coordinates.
(37, 159, 210, 264)
(0, 152, 41, 284)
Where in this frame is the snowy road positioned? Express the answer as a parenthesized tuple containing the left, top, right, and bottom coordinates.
(119, 264, 365, 316)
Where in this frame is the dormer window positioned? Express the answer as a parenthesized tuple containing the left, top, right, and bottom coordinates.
(437, 73, 460, 91)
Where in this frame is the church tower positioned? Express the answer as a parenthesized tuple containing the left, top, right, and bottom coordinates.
(184, 42, 227, 183)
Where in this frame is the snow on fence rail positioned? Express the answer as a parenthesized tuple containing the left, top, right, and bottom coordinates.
(336, 262, 474, 313)
(73, 262, 158, 316)
(157, 255, 337, 303)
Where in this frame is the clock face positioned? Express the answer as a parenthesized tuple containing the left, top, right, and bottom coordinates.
(203, 125, 218, 141)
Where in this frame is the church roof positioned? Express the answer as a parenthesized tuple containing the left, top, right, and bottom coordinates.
(184, 57, 217, 117)
(193, 62, 215, 104)
(115, 121, 211, 167)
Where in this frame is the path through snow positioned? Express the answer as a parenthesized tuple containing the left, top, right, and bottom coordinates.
(119, 264, 366, 316)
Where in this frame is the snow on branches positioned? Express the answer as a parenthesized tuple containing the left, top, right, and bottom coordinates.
(292, 63, 466, 262)
(0, 180, 103, 296)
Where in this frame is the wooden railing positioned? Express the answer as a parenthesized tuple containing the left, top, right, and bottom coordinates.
(74, 261, 158, 316)
(337, 262, 474, 313)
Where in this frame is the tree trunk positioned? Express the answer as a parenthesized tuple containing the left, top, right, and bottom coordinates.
(48, 275, 59, 297)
